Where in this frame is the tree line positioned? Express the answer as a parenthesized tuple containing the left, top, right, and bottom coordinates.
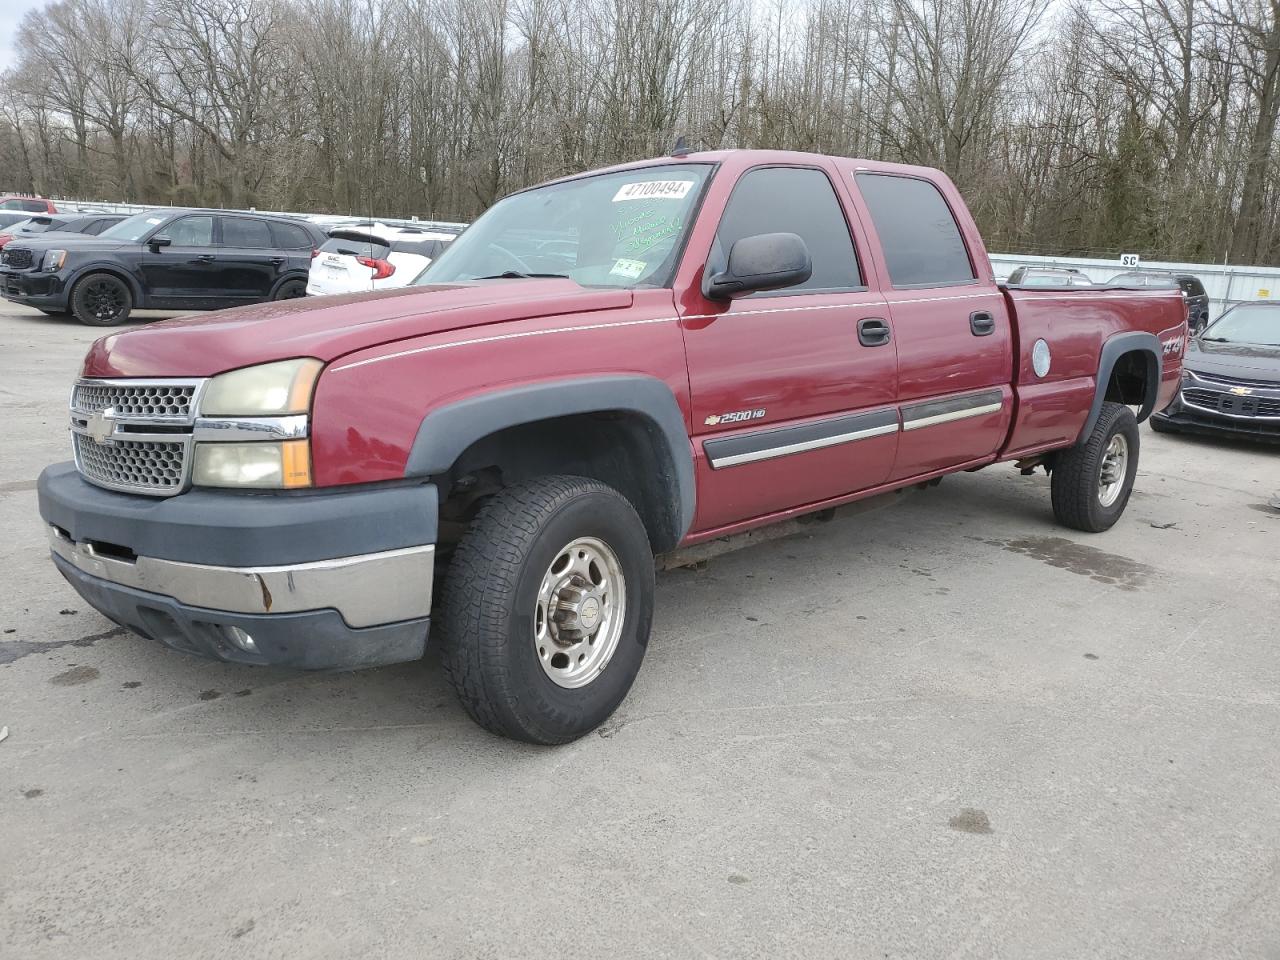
(3, 0, 1280, 265)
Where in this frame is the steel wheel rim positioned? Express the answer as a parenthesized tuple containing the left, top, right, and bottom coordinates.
(1098, 432, 1129, 507)
(86, 280, 124, 321)
(534, 536, 626, 689)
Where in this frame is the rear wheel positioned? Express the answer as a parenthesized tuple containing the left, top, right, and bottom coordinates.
(440, 475, 655, 744)
(1051, 401, 1139, 532)
(273, 278, 307, 300)
(70, 273, 132, 326)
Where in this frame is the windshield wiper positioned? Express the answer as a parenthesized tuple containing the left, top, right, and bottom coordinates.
(1199, 336, 1231, 342)
(474, 271, 570, 280)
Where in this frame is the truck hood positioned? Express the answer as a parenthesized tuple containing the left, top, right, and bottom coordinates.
(82, 280, 633, 378)
(1186, 338, 1280, 383)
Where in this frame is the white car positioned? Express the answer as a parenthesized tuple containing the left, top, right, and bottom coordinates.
(306, 224, 454, 295)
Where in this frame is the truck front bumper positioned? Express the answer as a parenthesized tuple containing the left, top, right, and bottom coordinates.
(38, 463, 438, 669)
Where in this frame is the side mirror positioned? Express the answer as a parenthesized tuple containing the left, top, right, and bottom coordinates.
(148, 235, 172, 251)
(704, 232, 812, 300)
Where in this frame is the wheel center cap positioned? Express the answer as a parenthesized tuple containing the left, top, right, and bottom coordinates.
(579, 597, 601, 631)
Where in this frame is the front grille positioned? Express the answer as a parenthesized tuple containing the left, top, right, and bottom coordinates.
(73, 433, 188, 493)
(1183, 387, 1280, 418)
(69, 378, 205, 496)
(72, 382, 196, 419)
(1190, 370, 1280, 390)
(2, 247, 33, 270)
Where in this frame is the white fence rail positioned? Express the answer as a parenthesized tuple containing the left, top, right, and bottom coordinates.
(989, 252, 1280, 314)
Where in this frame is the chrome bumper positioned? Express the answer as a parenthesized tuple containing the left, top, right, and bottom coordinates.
(47, 525, 434, 628)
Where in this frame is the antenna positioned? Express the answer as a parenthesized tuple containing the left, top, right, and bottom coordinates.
(672, 135, 692, 157)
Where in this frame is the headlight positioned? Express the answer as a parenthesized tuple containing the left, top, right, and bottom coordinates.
(192, 440, 311, 488)
(200, 358, 322, 416)
(44, 249, 67, 272)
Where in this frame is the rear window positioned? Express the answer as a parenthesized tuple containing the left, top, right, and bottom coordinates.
(321, 234, 390, 259)
(271, 221, 315, 250)
(856, 173, 976, 287)
(1, 198, 49, 212)
(1178, 277, 1206, 297)
(390, 238, 447, 258)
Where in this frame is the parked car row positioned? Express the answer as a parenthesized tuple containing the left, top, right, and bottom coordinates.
(0, 208, 326, 325)
(0, 203, 456, 324)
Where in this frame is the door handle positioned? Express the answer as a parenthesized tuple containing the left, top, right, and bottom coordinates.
(857, 317, 892, 347)
(270, 257, 285, 265)
(970, 311, 996, 336)
(190, 254, 215, 263)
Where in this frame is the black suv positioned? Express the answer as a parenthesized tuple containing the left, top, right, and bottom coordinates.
(1109, 271, 1211, 333)
(0, 209, 325, 325)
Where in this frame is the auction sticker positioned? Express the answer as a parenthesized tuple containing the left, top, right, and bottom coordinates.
(610, 258, 648, 279)
(612, 180, 694, 202)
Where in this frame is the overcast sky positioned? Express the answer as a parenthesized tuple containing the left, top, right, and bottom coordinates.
(0, 0, 50, 73)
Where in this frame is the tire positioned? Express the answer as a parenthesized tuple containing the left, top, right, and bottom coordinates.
(273, 278, 307, 300)
(1051, 401, 1140, 533)
(70, 273, 133, 326)
(440, 475, 655, 744)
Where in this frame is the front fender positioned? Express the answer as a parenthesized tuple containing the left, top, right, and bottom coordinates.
(404, 375, 696, 541)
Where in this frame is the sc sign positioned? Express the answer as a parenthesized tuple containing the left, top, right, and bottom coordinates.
(1120, 253, 1141, 268)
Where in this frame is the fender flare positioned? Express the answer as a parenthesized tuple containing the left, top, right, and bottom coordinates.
(1078, 331, 1162, 443)
(404, 375, 696, 543)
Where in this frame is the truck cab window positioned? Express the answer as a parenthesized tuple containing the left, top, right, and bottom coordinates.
(711, 167, 861, 292)
(856, 174, 975, 287)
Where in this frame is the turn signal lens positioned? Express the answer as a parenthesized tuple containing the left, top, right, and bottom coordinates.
(192, 440, 312, 489)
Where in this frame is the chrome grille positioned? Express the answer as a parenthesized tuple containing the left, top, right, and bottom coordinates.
(72, 382, 197, 419)
(69, 377, 205, 496)
(2, 247, 34, 270)
(73, 434, 188, 493)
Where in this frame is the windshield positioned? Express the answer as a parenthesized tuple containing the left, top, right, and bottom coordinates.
(415, 164, 711, 288)
(99, 211, 171, 242)
(1200, 304, 1280, 346)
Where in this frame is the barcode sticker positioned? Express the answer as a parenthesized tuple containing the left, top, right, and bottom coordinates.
(612, 180, 694, 202)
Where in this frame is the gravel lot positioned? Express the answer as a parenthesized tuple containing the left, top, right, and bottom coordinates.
(1, 302, 1278, 960)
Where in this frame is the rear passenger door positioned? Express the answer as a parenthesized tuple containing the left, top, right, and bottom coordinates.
(681, 164, 899, 533)
(217, 216, 281, 302)
(852, 172, 1013, 481)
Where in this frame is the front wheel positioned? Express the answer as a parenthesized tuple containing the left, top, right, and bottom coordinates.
(1051, 401, 1140, 532)
(439, 475, 655, 744)
(70, 273, 133, 326)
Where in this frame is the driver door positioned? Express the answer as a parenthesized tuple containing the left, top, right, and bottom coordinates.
(680, 164, 899, 533)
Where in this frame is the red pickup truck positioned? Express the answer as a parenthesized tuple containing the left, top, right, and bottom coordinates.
(38, 150, 1187, 743)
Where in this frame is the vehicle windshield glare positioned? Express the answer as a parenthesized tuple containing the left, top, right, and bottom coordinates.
(99, 211, 171, 243)
(415, 164, 711, 289)
(1199, 303, 1280, 346)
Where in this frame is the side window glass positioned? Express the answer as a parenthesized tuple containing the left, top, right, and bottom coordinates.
(164, 216, 214, 248)
(712, 167, 861, 292)
(270, 222, 312, 250)
(856, 174, 975, 286)
(221, 217, 273, 249)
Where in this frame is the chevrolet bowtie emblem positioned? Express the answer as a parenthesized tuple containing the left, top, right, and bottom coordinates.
(87, 407, 117, 444)
(1229, 386, 1254, 396)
